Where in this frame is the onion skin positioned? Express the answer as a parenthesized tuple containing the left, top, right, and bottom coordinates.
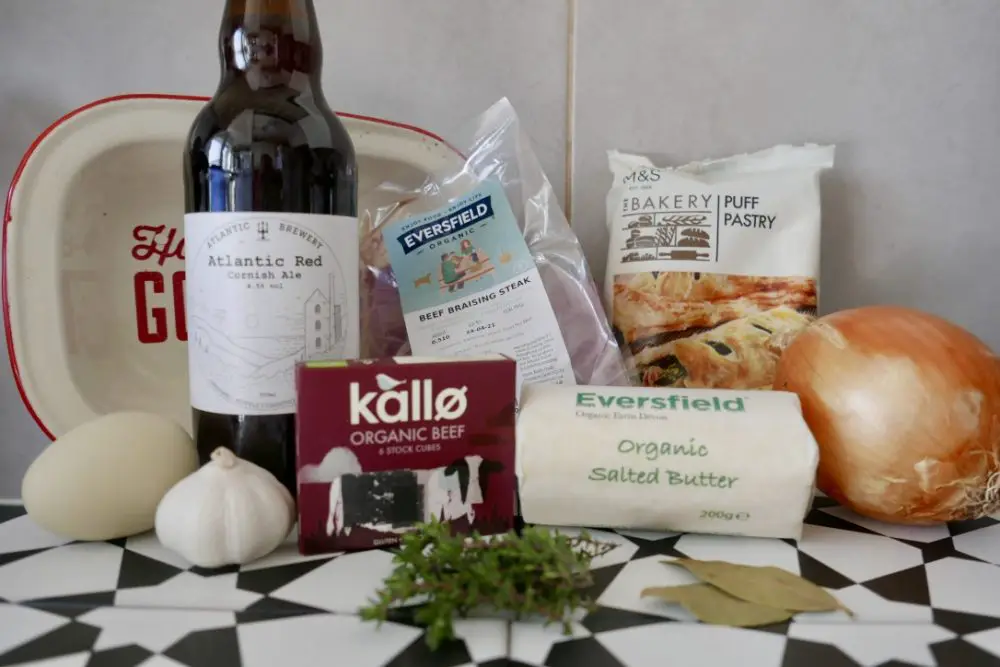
(774, 305, 1000, 525)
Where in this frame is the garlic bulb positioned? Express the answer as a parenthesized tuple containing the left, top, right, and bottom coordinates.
(155, 447, 295, 568)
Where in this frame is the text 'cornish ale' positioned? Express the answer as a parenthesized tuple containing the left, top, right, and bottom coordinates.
(183, 0, 359, 496)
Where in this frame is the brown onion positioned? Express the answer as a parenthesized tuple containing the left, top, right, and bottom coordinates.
(774, 305, 1000, 524)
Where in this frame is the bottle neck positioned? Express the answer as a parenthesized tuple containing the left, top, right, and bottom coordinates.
(218, 0, 323, 94)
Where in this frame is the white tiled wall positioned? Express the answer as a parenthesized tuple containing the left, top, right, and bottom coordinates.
(1, 0, 997, 498)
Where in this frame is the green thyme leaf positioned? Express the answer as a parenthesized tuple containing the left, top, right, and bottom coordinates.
(359, 522, 617, 650)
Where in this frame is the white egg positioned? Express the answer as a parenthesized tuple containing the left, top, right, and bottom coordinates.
(21, 412, 199, 541)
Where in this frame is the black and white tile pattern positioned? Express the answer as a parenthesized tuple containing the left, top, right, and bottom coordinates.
(2, 498, 1000, 666)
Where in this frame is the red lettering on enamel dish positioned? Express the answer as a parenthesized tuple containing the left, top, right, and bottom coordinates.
(132, 225, 186, 266)
(133, 271, 187, 344)
(131, 224, 187, 344)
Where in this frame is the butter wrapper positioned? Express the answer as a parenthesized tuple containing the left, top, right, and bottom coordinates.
(516, 384, 819, 540)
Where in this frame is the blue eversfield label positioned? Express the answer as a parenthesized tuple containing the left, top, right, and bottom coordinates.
(383, 179, 575, 388)
(395, 196, 494, 255)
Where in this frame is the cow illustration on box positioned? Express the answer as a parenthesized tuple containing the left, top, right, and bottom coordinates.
(326, 455, 504, 537)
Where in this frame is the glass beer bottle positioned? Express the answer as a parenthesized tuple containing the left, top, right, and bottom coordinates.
(183, 0, 358, 496)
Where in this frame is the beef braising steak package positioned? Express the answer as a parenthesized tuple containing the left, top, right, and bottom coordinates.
(359, 98, 629, 390)
(295, 355, 517, 553)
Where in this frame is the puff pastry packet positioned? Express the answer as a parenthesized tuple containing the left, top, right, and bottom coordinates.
(603, 145, 835, 390)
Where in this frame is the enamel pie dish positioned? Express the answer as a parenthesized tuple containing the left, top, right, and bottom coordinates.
(4, 94, 463, 440)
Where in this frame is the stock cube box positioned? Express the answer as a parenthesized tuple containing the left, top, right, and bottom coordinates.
(295, 355, 517, 553)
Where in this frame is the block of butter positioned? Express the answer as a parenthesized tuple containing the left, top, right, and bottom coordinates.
(516, 384, 820, 540)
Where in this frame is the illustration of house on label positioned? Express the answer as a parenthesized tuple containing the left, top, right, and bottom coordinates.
(305, 273, 344, 357)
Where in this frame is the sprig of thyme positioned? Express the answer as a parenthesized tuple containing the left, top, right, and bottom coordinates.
(359, 519, 617, 650)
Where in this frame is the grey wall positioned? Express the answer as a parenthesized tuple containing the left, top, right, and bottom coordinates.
(1, 0, 998, 498)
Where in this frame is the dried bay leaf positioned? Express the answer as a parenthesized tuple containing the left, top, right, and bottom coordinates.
(640, 584, 793, 627)
(665, 559, 853, 617)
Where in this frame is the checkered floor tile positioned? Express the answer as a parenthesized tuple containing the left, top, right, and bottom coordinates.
(2, 499, 1000, 666)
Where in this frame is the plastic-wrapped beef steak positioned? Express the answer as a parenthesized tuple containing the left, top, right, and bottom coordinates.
(359, 98, 628, 388)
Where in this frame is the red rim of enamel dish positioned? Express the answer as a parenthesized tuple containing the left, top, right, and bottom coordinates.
(3, 92, 461, 441)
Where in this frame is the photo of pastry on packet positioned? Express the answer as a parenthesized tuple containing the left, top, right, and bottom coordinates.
(604, 145, 835, 390)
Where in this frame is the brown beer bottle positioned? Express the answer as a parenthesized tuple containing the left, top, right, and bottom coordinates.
(183, 0, 358, 497)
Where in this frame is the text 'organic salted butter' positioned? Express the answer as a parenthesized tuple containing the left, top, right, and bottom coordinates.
(515, 384, 820, 540)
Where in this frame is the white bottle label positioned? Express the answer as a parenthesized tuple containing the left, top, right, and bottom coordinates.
(184, 212, 359, 415)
